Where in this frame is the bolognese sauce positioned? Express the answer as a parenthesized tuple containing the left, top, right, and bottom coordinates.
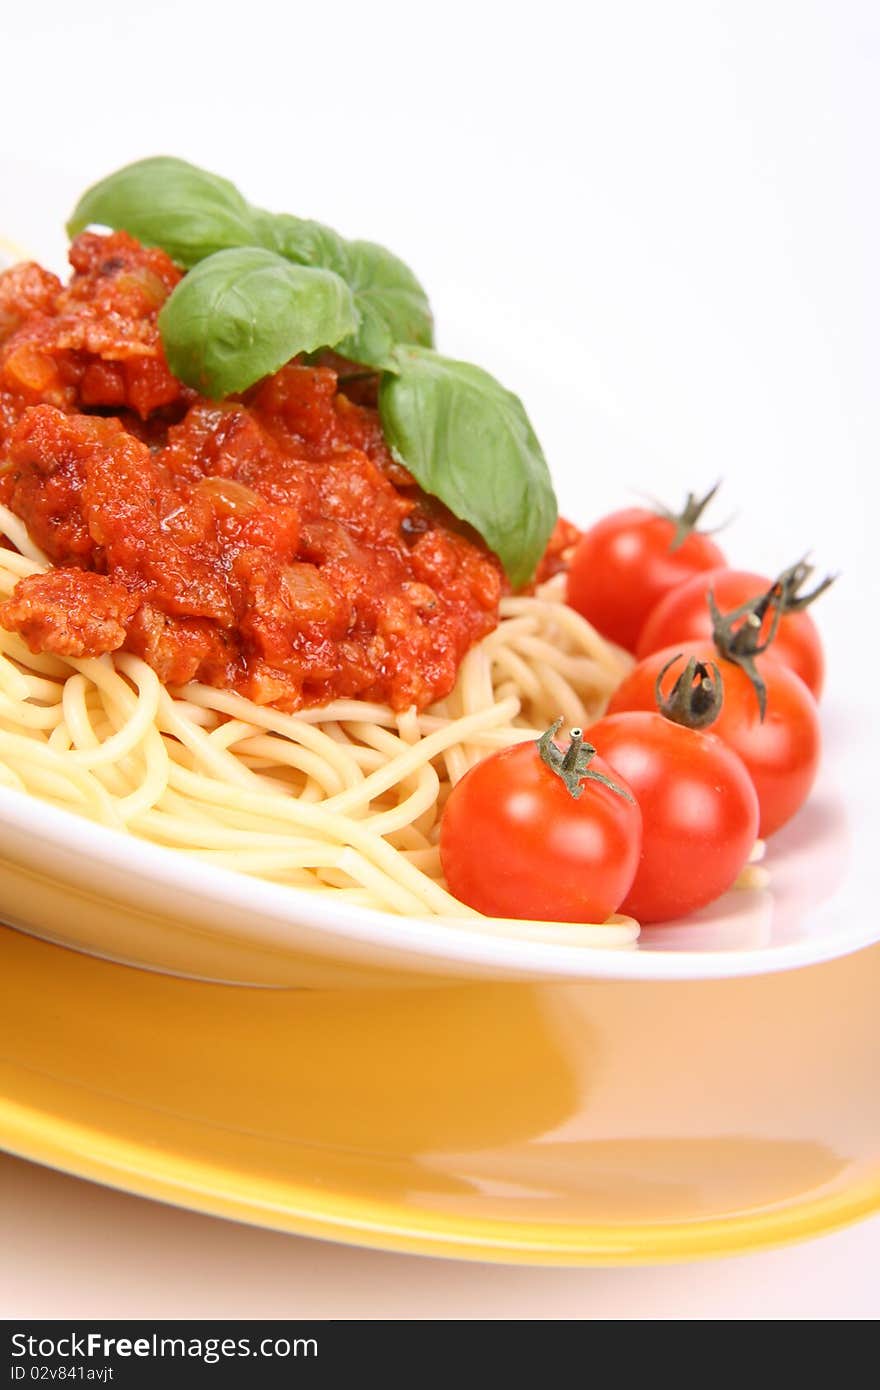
(0, 232, 510, 711)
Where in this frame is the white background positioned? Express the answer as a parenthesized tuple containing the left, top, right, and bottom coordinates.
(1, 0, 878, 1319)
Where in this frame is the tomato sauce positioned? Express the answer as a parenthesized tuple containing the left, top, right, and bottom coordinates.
(0, 233, 505, 711)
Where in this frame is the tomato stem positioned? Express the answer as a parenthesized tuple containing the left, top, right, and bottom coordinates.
(655, 654, 724, 729)
(561, 726, 586, 776)
(706, 556, 834, 719)
(537, 719, 634, 801)
(708, 587, 775, 720)
(657, 480, 723, 552)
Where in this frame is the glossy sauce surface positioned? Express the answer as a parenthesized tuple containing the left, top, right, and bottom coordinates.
(0, 233, 502, 710)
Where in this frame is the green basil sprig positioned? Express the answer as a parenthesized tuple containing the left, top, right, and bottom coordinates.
(158, 248, 358, 399)
(257, 214, 433, 369)
(380, 348, 557, 589)
(69, 159, 433, 370)
(68, 159, 558, 586)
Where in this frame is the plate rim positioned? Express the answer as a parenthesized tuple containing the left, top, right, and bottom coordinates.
(2, 1092, 878, 1266)
(0, 782, 872, 983)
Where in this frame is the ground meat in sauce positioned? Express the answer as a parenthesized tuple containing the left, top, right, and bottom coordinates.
(1, 568, 138, 657)
(0, 232, 509, 711)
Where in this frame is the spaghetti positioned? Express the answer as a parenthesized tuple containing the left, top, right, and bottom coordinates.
(0, 505, 639, 945)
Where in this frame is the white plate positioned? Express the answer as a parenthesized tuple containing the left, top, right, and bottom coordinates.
(0, 158, 875, 986)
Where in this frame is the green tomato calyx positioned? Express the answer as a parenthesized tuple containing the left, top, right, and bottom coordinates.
(771, 556, 837, 614)
(657, 480, 723, 552)
(708, 584, 782, 721)
(708, 557, 835, 721)
(656, 654, 724, 730)
(537, 719, 634, 801)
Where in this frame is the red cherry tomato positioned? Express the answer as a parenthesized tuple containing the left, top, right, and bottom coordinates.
(566, 502, 726, 652)
(636, 567, 826, 698)
(439, 735, 642, 922)
(608, 642, 821, 837)
(586, 711, 759, 923)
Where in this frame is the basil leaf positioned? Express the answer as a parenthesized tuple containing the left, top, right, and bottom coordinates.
(254, 211, 349, 270)
(333, 241, 434, 369)
(257, 214, 433, 369)
(67, 157, 260, 268)
(379, 347, 557, 588)
(158, 248, 358, 398)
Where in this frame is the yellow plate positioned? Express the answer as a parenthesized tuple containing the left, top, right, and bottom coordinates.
(1, 924, 878, 1264)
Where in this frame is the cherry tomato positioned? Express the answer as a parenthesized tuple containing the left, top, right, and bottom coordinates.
(608, 642, 821, 837)
(566, 495, 726, 652)
(439, 733, 642, 922)
(636, 567, 826, 698)
(586, 711, 759, 922)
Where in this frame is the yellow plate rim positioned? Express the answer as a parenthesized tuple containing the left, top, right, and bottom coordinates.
(3, 1093, 878, 1266)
